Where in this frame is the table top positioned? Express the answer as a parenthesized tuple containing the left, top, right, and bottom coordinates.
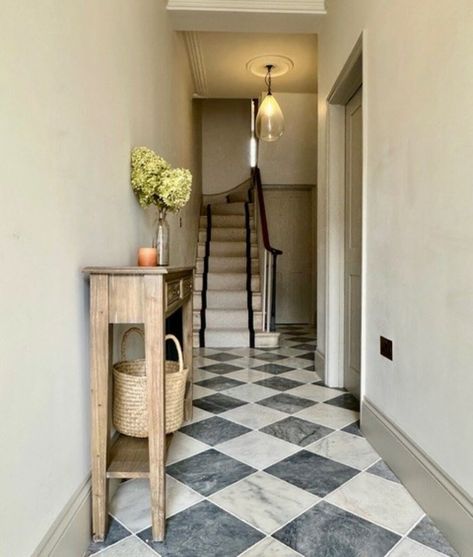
(83, 266, 194, 276)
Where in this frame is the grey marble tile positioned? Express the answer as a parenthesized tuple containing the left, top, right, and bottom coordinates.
(292, 343, 317, 351)
(199, 363, 244, 374)
(252, 352, 287, 362)
(265, 450, 359, 497)
(408, 516, 459, 557)
(179, 416, 250, 446)
(193, 393, 247, 414)
(205, 352, 241, 362)
(194, 376, 244, 391)
(251, 363, 293, 375)
(297, 352, 316, 361)
(325, 393, 360, 411)
(305, 364, 316, 371)
(166, 449, 256, 496)
(261, 416, 333, 447)
(342, 420, 363, 437)
(137, 501, 264, 557)
(367, 460, 400, 483)
(86, 517, 132, 556)
(274, 501, 400, 557)
(255, 376, 303, 391)
(257, 393, 316, 414)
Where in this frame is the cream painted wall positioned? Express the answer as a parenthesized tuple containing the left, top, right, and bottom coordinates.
(318, 0, 473, 498)
(259, 92, 317, 185)
(0, 1, 201, 555)
(202, 99, 251, 194)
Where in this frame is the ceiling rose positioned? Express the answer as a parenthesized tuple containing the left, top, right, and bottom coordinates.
(246, 54, 294, 78)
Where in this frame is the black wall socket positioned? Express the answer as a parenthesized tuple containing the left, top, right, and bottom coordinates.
(380, 336, 393, 360)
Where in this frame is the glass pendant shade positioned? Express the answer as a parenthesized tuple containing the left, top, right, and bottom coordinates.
(256, 93, 285, 142)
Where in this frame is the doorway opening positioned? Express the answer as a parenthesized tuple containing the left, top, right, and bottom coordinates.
(324, 36, 364, 396)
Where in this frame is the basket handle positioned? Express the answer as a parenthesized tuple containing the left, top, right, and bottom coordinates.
(120, 328, 184, 372)
(165, 334, 184, 372)
(120, 327, 144, 361)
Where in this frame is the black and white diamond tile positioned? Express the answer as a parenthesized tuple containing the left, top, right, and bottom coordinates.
(88, 325, 458, 557)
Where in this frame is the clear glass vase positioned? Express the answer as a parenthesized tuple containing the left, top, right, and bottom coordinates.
(153, 209, 170, 266)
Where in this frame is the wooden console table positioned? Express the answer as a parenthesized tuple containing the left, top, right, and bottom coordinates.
(83, 266, 194, 542)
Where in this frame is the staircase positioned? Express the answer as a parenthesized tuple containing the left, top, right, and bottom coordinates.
(193, 191, 275, 348)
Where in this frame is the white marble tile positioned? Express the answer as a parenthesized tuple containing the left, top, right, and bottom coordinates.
(326, 472, 424, 535)
(217, 430, 299, 469)
(279, 369, 319, 384)
(221, 403, 287, 429)
(166, 475, 203, 517)
(193, 368, 218, 382)
(306, 431, 380, 469)
(226, 369, 272, 383)
(296, 402, 359, 429)
(225, 383, 278, 402)
(241, 536, 301, 556)
(289, 384, 343, 402)
(166, 431, 209, 465)
(277, 357, 315, 369)
(210, 471, 318, 534)
(183, 406, 213, 424)
(275, 347, 310, 358)
(109, 479, 151, 532)
(388, 538, 443, 557)
(110, 475, 203, 533)
(192, 385, 215, 399)
(96, 535, 158, 556)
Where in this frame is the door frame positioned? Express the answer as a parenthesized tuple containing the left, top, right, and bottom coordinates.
(323, 34, 367, 393)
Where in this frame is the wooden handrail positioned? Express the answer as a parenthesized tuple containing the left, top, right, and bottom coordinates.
(251, 166, 283, 257)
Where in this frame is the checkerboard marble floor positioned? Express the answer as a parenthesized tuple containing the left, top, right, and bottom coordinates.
(87, 325, 458, 557)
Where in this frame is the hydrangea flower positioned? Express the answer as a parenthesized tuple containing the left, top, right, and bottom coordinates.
(130, 147, 192, 212)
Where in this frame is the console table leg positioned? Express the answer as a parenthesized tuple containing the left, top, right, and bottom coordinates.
(90, 275, 110, 541)
(182, 293, 193, 421)
(144, 275, 166, 541)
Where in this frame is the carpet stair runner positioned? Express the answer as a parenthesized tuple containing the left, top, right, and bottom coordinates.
(193, 196, 265, 348)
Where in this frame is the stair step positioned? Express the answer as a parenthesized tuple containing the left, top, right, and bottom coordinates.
(210, 202, 253, 216)
(199, 228, 256, 242)
(193, 309, 263, 330)
(196, 257, 258, 274)
(199, 328, 250, 348)
(197, 242, 258, 258)
(227, 191, 250, 203)
(194, 273, 260, 291)
(200, 215, 253, 228)
(193, 290, 262, 311)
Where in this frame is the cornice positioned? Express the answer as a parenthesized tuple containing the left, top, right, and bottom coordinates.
(168, 0, 326, 15)
(183, 32, 208, 97)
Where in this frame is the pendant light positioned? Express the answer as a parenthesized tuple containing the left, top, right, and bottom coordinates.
(256, 65, 285, 142)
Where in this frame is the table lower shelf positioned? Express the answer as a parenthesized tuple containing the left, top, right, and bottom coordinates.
(107, 433, 173, 479)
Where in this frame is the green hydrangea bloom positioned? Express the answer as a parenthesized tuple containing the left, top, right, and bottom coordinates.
(130, 147, 192, 212)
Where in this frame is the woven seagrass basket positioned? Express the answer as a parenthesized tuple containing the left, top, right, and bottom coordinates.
(113, 328, 188, 438)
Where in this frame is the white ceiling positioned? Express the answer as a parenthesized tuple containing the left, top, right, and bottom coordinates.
(184, 31, 317, 98)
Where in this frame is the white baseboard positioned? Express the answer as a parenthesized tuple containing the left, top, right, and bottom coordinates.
(33, 475, 91, 557)
(314, 349, 325, 380)
(362, 398, 473, 557)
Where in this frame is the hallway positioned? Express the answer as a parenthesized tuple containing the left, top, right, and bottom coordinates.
(86, 326, 456, 557)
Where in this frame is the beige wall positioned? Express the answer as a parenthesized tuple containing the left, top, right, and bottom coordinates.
(259, 92, 317, 185)
(0, 1, 201, 555)
(318, 0, 473, 499)
(202, 99, 251, 194)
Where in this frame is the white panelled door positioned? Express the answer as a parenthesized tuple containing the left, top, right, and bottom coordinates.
(344, 87, 363, 397)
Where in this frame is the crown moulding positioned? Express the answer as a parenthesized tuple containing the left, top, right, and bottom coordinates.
(167, 0, 326, 15)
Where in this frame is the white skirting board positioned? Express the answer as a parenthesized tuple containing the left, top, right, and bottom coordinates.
(362, 398, 473, 557)
(314, 349, 325, 381)
(33, 475, 91, 557)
